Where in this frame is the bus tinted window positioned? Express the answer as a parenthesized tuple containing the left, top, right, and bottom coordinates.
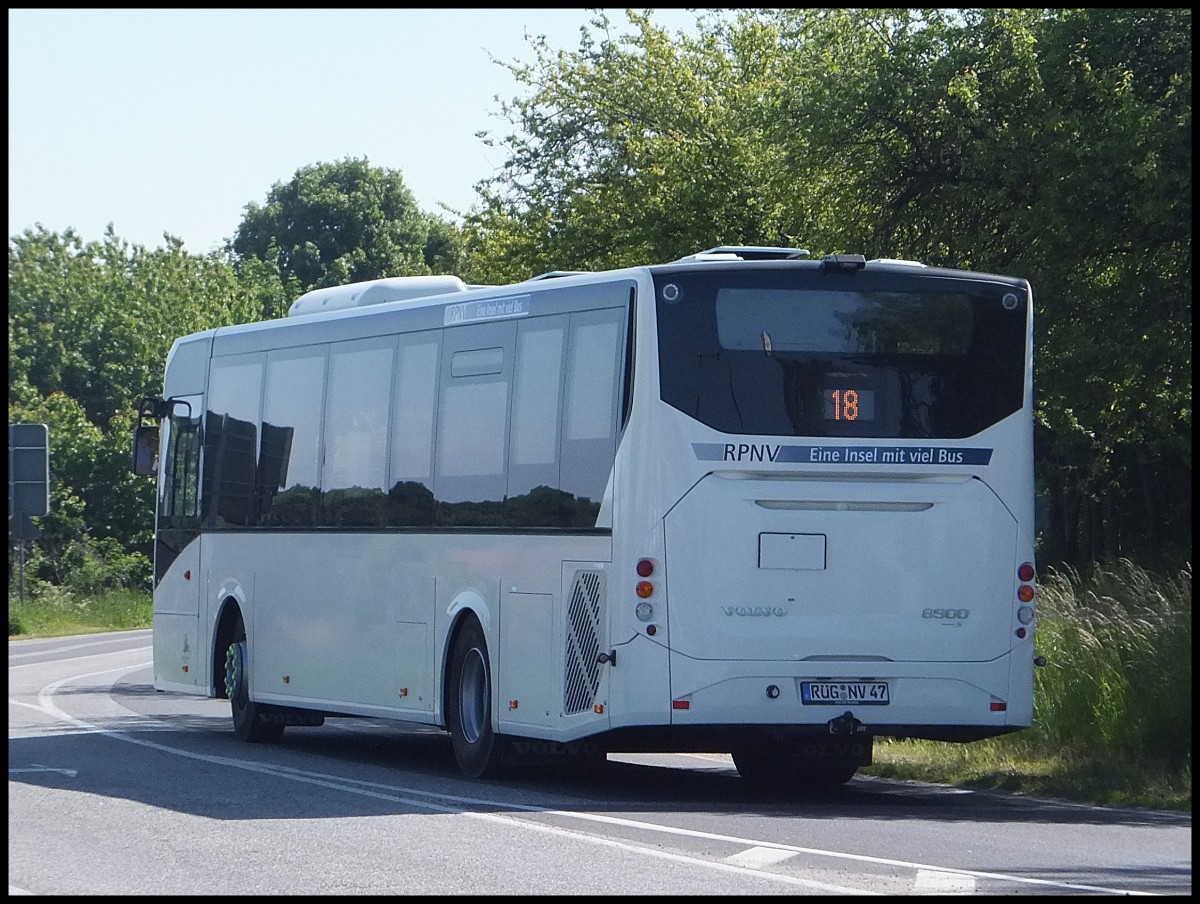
(203, 357, 263, 526)
(322, 340, 395, 527)
(435, 321, 515, 526)
(656, 269, 1026, 439)
(388, 334, 440, 527)
(559, 309, 624, 526)
(259, 349, 326, 527)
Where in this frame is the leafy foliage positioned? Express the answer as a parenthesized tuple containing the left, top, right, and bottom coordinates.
(228, 157, 465, 292)
(463, 7, 1191, 566)
(9, 226, 271, 584)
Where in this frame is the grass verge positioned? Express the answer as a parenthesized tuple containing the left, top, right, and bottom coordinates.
(864, 737, 1190, 812)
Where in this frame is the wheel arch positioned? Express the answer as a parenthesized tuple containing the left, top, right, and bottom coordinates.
(211, 597, 244, 699)
(440, 593, 492, 730)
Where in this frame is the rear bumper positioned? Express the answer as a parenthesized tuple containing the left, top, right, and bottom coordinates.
(661, 652, 1033, 733)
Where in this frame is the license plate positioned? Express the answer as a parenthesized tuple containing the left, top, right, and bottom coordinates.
(800, 681, 890, 705)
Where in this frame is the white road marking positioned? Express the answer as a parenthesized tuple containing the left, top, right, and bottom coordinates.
(18, 661, 870, 895)
(8, 642, 153, 667)
(8, 765, 78, 777)
(726, 846, 801, 869)
(13, 657, 1164, 897)
(914, 869, 977, 894)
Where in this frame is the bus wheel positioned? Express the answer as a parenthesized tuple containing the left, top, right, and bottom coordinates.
(732, 746, 857, 792)
(224, 617, 284, 743)
(447, 616, 504, 779)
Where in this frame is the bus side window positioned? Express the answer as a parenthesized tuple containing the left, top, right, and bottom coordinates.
(560, 309, 624, 524)
(203, 357, 264, 527)
(162, 414, 201, 521)
(259, 348, 327, 527)
(506, 317, 567, 527)
(389, 334, 440, 527)
(320, 339, 395, 527)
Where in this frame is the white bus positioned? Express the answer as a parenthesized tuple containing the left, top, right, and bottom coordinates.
(132, 246, 1038, 789)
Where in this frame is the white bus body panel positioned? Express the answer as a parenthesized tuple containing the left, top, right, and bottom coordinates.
(151, 538, 204, 695)
(195, 532, 612, 741)
(664, 472, 1016, 663)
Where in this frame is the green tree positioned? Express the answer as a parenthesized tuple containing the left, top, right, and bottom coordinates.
(228, 157, 465, 292)
(464, 7, 1190, 565)
(463, 9, 787, 283)
(9, 226, 265, 427)
(1021, 8, 1191, 563)
(9, 225, 274, 585)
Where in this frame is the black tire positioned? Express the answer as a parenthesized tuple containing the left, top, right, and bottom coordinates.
(224, 616, 285, 743)
(732, 745, 857, 792)
(446, 616, 504, 779)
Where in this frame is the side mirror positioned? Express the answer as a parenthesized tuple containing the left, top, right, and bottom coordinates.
(132, 424, 160, 476)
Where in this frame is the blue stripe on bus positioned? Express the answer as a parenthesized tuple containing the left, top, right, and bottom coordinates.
(691, 443, 993, 465)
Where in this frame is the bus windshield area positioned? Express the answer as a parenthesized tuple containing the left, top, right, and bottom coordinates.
(654, 268, 1028, 439)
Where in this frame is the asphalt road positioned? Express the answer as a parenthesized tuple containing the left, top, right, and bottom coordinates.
(9, 630, 1192, 895)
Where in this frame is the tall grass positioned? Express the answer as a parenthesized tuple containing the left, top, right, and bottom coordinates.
(869, 559, 1192, 809)
(1030, 558, 1192, 768)
(8, 582, 151, 638)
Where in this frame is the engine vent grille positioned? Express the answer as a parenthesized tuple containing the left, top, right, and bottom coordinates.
(564, 570, 605, 714)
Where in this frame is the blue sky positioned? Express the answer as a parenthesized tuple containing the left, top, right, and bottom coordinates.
(8, 8, 707, 254)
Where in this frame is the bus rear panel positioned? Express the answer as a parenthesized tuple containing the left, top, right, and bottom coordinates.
(603, 257, 1036, 765)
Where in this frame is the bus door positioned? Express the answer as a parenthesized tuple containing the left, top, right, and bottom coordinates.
(151, 392, 205, 691)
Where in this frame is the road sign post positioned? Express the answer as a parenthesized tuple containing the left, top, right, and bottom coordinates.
(9, 423, 50, 607)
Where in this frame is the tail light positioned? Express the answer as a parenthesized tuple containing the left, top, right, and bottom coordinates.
(1016, 561, 1036, 636)
(636, 557, 656, 630)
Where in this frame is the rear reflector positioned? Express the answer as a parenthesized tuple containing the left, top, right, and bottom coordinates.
(672, 699, 690, 710)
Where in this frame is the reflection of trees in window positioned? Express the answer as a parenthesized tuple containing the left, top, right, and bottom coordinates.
(203, 412, 258, 526)
(503, 485, 601, 528)
(387, 481, 436, 527)
(162, 413, 201, 521)
(833, 294, 972, 355)
(324, 486, 391, 527)
(503, 486, 571, 527)
(256, 422, 295, 523)
(437, 497, 506, 527)
(261, 485, 321, 527)
(433, 486, 600, 529)
(562, 492, 601, 528)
